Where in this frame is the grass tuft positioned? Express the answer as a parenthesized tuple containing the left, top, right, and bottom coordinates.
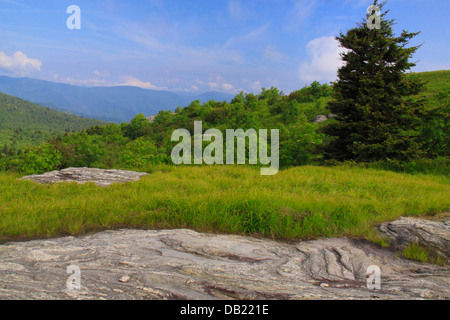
(402, 242, 447, 266)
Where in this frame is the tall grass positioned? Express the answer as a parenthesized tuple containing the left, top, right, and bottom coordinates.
(0, 165, 448, 243)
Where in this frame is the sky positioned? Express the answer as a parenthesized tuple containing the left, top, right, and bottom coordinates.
(0, 0, 449, 95)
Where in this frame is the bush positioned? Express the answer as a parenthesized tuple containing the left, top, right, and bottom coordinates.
(279, 117, 324, 167)
(120, 137, 167, 168)
(52, 132, 106, 168)
(123, 114, 151, 139)
(18, 144, 62, 175)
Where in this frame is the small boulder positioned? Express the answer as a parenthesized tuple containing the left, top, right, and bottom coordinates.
(312, 115, 329, 123)
(20, 167, 148, 187)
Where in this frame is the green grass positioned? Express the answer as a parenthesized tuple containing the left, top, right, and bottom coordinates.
(409, 70, 450, 108)
(411, 70, 450, 95)
(402, 242, 447, 266)
(0, 165, 448, 243)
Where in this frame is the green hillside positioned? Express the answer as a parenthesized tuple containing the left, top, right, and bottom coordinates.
(409, 70, 450, 107)
(409, 70, 450, 158)
(411, 70, 450, 93)
(0, 92, 108, 150)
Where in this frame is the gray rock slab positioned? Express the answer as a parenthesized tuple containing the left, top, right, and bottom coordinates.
(19, 168, 148, 187)
(0, 227, 448, 300)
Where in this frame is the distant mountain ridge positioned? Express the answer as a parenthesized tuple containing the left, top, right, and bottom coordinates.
(0, 76, 234, 123)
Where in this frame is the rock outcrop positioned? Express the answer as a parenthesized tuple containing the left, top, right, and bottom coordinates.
(0, 226, 448, 300)
(379, 217, 450, 261)
(312, 114, 337, 123)
(146, 115, 156, 123)
(20, 168, 148, 187)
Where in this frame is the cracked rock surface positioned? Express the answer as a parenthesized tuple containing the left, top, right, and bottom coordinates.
(1, 226, 448, 300)
(19, 168, 148, 187)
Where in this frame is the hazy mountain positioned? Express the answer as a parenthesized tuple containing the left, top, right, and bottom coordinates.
(0, 76, 234, 123)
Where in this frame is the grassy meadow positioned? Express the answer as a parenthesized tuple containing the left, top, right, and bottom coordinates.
(1, 165, 448, 245)
(0, 71, 448, 250)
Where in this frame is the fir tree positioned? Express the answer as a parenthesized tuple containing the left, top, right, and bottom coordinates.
(322, 0, 428, 161)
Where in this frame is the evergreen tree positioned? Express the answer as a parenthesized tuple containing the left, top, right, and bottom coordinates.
(322, 0, 428, 161)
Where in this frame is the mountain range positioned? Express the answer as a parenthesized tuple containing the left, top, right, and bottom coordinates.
(0, 76, 234, 123)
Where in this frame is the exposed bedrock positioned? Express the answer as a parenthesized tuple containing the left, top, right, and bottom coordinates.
(0, 224, 448, 300)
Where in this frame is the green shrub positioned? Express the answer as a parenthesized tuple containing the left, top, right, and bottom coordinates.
(18, 143, 62, 175)
(120, 137, 167, 168)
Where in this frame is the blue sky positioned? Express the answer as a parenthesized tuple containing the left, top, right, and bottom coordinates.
(0, 0, 448, 94)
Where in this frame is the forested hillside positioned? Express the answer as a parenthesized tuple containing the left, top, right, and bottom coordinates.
(0, 92, 108, 150)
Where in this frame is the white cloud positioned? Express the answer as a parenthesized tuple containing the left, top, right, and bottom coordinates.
(60, 76, 115, 87)
(0, 51, 41, 75)
(299, 36, 348, 83)
(173, 85, 200, 93)
(208, 82, 219, 90)
(93, 70, 109, 77)
(120, 75, 168, 90)
(222, 83, 233, 91)
(195, 79, 205, 85)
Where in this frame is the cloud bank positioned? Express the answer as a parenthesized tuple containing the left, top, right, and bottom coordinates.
(0, 51, 42, 75)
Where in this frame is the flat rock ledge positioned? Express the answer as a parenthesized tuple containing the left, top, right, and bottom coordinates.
(19, 168, 148, 187)
(1, 219, 449, 300)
